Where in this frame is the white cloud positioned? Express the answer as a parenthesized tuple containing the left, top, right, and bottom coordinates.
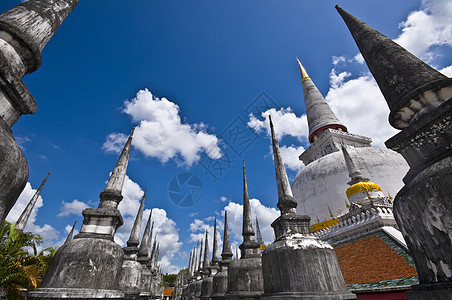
(6, 182, 60, 250)
(324, 71, 399, 147)
(220, 196, 229, 202)
(278, 145, 305, 172)
(113, 176, 183, 273)
(440, 65, 452, 77)
(103, 89, 222, 167)
(332, 56, 346, 66)
(57, 199, 89, 217)
(247, 108, 308, 141)
(394, 0, 452, 61)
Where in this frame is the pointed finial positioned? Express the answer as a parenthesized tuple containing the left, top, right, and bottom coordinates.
(341, 145, 369, 186)
(127, 188, 147, 247)
(235, 247, 239, 260)
(194, 241, 199, 274)
(269, 116, 297, 215)
(242, 160, 255, 238)
(198, 239, 204, 272)
(137, 208, 153, 262)
(255, 216, 263, 244)
(16, 172, 51, 231)
(202, 230, 210, 275)
(335, 6, 452, 129)
(297, 58, 347, 143)
(101, 129, 134, 204)
(296, 57, 310, 82)
(345, 200, 350, 209)
(64, 220, 77, 245)
(221, 210, 233, 260)
(328, 205, 334, 218)
(211, 217, 219, 266)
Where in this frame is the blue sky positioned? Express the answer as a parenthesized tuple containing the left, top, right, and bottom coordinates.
(2, 0, 452, 273)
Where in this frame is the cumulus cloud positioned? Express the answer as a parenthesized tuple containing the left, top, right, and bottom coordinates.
(394, 0, 452, 61)
(220, 196, 229, 203)
(247, 108, 308, 141)
(57, 199, 89, 217)
(278, 145, 305, 172)
(113, 175, 183, 273)
(324, 71, 399, 147)
(6, 182, 59, 250)
(103, 89, 222, 167)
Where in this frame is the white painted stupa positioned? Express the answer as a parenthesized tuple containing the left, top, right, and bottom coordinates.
(291, 58, 409, 224)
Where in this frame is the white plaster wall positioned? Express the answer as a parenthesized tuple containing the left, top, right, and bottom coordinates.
(292, 147, 409, 222)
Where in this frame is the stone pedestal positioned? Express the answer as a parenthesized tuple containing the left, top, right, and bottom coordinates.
(226, 257, 263, 300)
(200, 276, 213, 299)
(118, 250, 142, 299)
(211, 271, 228, 299)
(27, 238, 125, 299)
(261, 214, 355, 300)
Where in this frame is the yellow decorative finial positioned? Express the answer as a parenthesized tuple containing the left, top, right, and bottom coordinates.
(328, 205, 334, 218)
(296, 57, 310, 82)
(345, 200, 350, 209)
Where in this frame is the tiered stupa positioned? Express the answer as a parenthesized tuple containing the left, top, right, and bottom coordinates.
(337, 6, 452, 299)
(226, 161, 264, 299)
(28, 129, 134, 299)
(261, 116, 355, 299)
(291, 58, 409, 225)
(211, 211, 233, 299)
(0, 0, 79, 225)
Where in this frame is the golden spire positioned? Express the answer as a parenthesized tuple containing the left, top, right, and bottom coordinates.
(296, 57, 310, 82)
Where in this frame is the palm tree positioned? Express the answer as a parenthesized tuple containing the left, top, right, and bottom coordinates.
(0, 222, 43, 299)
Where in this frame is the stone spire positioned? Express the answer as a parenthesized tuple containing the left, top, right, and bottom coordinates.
(341, 145, 369, 186)
(188, 249, 194, 280)
(16, 172, 50, 231)
(269, 115, 297, 215)
(198, 239, 204, 275)
(127, 189, 146, 247)
(211, 217, 220, 270)
(0, 0, 80, 128)
(242, 160, 255, 240)
(202, 230, 210, 277)
(149, 235, 157, 269)
(194, 241, 199, 275)
(63, 220, 77, 245)
(255, 216, 263, 245)
(221, 211, 233, 261)
(100, 129, 134, 209)
(297, 57, 347, 143)
(335, 6, 452, 129)
(137, 210, 153, 264)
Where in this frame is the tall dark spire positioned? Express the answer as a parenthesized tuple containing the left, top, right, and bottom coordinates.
(269, 116, 297, 215)
(211, 217, 219, 268)
(100, 129, 134, 209)
(296, 58, 347, 142)
(255, 217, 263, 245)
(63, 220, 77, 245)
(242, 160, 255, 239)
(194, 241, 199, 275)
(137, 210, 153, 263)
(127, 189, 146, 247)
(16, 172, 50, 231)
(202, 230, 210, 276)
(198, 239, 204, 273)
(341, 145, 369, 186)
(336, 6, 452, 129)
(221, 211, 233, 261)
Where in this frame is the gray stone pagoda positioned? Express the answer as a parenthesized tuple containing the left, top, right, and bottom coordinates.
(200, 230, 212, 299)
(187, 241, 199, 299)
(0, 0, 79, 226)
(138, 211, 154, 299)
(226, 161, 264, 300)
(28, 129, 134, 299)
(193, 237, 205, 299)
(201, 218, 220, 299)
(15, 172, 50, 231)
(118, 189, 147, 299)
(337, 6, 452, 299)
(261, 116, 355, 299)
(211, 211, 233, 300)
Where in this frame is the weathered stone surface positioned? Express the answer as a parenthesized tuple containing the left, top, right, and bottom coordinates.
(26, 288, 124, 299)
(211, 271, 228, 300)
(118, 258, 142, 295)
(0, 123, 28, 224)
(261, 237, 355, 299)
(226, 257, 263, 299)
(201, 276, 213, 299)
(38, 238, 124, 289)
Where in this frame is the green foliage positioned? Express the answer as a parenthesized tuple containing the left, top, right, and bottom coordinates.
(161, 273, 178, 287)
(0, 222, 56, 299)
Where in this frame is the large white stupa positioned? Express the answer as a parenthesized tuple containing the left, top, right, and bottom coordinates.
(291, 59, 409, 223)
